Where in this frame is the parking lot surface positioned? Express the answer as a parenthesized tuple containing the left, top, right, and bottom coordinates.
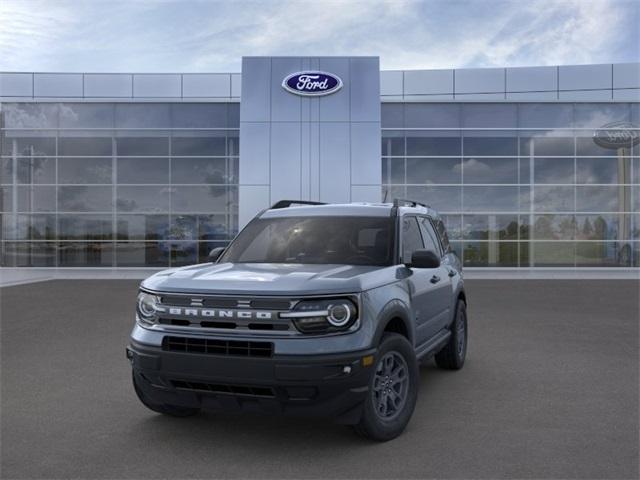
(1, 279, 638, 479)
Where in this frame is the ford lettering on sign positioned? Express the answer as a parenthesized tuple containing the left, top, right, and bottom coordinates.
(282, 71, 343, 96)
(593, 122, 640, 149)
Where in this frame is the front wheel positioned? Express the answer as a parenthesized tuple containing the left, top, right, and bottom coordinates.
(354, 333, 419, 441)
(435, 300, 467, 370)
(132, 371, 200, 417)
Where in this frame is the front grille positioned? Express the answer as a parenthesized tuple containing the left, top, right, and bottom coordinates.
(159, 295, 292, 310)
(162, 336, 273, 357)
(171, 380, 275, 398)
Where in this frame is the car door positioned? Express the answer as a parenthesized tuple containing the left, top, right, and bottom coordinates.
(418, 216, 453, 334)
(400, 216, 444, 347)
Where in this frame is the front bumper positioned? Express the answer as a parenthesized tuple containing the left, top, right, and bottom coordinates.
(127, 339, 377, 424)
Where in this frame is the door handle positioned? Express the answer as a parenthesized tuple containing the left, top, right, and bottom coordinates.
(430, 275, 441, 284)
(448, 269, 457, 277)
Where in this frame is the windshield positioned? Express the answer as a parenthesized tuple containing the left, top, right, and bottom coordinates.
(220, 216, 394, 266)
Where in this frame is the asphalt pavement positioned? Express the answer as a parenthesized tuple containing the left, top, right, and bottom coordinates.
(1, 279, 638, 479)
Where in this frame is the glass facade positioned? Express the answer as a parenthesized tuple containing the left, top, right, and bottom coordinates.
(0, 103, 239, 267)
(382, 103, 640, 268)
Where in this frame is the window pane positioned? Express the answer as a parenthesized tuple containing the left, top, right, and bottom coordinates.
(574, 104, 630, 128)
(406, 157, 461, 184)
(114, 104, 171, 128)
(115, 242, 169, 267)
(58, 137, 112, 156)
(116, 214, 169, 240)
(58, 158, 112, 184)
(3, 214, 56, 240)
(2, 104, 58, 128)
(576, 157, 628, 184)
(172, 104, 229, 128)
(418, 217, 440, 254)
(463, 158, 517, 184)
(16, 157, 56, 184)
(172, 186, 234, 213)
(405, 104, 461, 128)
(440, 214, 462, 240)
(519, 136, 574, 156)
(518, 104, 573, 129)
(534, 158, 575, 184)
(463, 137, 517, 156)
(532, 242, 575, 266)
(463, 186, 519, 212)
(171, 158, 228, 184)
(462, 215, 518, 240)
(116, 186, 170, 213)
(406, 133, 461, 156)
(462, 242, 518, 267)
(533, 214, 576, 240)
(406, 186, 462, 212)
(117, 158, 169, 184)
(59, 104, 114, 128)
(59, 214, 113, 240)
(462, 104, 517, 128)
(17, 186, 56, 212)
(575, 242, 632, 267)
(381, 104, 403, 128)
(58, 242, 114, 266)
(116, 137, 168, 156)
(171, 241, 198, 267)
(1, 136, 56, 156)
(576, 136, 628, 156)
(401, 216, 424, 263)
(576, 185, 625, 212)
(533, 186, 575, 212)
(381, 132, 404, 156)
(576, 214, 629, 241)
(2, 242, 56, 267)
(58, 186, 112, 212)
(171, 135, 226, 156)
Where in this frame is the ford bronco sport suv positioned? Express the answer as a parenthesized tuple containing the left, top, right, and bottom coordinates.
(128, 199, 467, 441)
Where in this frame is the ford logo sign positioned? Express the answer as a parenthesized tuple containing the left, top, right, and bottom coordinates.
(282, 71, 343, 96)
(593, 122, 640, 149)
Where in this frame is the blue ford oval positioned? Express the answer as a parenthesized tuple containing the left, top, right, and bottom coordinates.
(282, 71, 343, 96)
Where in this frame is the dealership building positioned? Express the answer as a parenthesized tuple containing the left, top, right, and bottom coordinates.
(0, 57, 638, 270)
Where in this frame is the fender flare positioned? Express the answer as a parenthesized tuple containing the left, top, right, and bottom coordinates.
(372, 299, 414, 347)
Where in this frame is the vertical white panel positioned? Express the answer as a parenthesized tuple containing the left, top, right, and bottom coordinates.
(351, 185, 382, 203)
(239, 122, 271, 185)
(270, 122, 302, 201)
(319, 123, 350, 203)
(239, 185, 271, 228)
(351, 122, 382, 185)
(319, 57, 350, 121)
(271, 57, 302, 122)
(240, 57, 271, 122)
(350, 57, 381, 122)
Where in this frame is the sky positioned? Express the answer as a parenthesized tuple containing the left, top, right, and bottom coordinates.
(0, 0, 638, 73)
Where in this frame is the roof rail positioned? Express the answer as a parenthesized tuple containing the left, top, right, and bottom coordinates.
(392, 198, 431, 209)
(270, 200, 327, 209)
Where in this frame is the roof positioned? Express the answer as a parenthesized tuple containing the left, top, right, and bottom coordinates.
(259, 202, 440, 219)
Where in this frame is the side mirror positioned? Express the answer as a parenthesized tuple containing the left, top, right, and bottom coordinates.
(408, 249, 440, 269)
(208, 247, 226, 263)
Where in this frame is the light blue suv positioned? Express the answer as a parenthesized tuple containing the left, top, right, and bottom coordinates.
(128, 199, 467, 441)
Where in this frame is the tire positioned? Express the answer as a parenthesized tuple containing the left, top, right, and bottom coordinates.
(354, 333, 419, 441)
(435, 300, 467, 370)
(132, 371, 200, 417)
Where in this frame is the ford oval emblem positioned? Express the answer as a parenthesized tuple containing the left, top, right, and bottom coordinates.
(282, 71, 343, 96)
(593, 122, 640, 149)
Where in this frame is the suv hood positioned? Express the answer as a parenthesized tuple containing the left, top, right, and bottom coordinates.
(141, 262, 397, 296)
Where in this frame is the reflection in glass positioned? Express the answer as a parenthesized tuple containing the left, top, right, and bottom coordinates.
(462, 215, 518, 240)
(575, 214, 626, 241)
(463, 137, 517, 156)
(576, 157, 629, 184)
(406, 134, 460, 156)
(381, 133, 404, 156)
(463, 186, 519, 212)
(116, 215, 169, 240)
(533, 186, 575, 212)
(406, 186, 461, 212)
(115, 242, 169, 267)
(1, 136, 56, 156)
(16, 157, 56, 184)
(117, 158, 169, 184)
(116, 137, 168, 156)
(533, 214, 576, 240)
(58, 242, 114, 267)
(532, 242, 575, 266)
(59, 214, 113, 240)
(58, 186, 112, 212)
(462, 242, 518, 267)
(575, 242, 632, 267)
(172, 136, 226, 156)
(463, 158, 517, 184)
(407, 158, 461, 184)
(17, 186, 56, 212)
(534, 158, 574, 184)
(58, 137, 112, 156)
(116, 186, 170, 213)
(58, 158, 112, 184)
(520, 136, 574, 156)
(576, 185, 624, 212)
(171, 158, 227, 184)
(2, 242, 56, 267)
(172, 186, 234, 213)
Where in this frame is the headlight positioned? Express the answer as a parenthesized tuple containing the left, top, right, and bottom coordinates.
(281, 298, 358, 334)
(136, 291, 160, 325)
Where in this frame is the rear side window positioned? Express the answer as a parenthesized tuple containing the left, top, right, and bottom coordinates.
(401, 217, 424, 264)
(418, 217, 441, 255)
(434, 219, 451, 252)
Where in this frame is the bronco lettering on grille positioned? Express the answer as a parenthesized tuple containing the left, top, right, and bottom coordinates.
(156, 306, 273, 320)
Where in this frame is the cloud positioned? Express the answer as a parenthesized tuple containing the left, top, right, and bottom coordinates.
(0, 0, 637, 72)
